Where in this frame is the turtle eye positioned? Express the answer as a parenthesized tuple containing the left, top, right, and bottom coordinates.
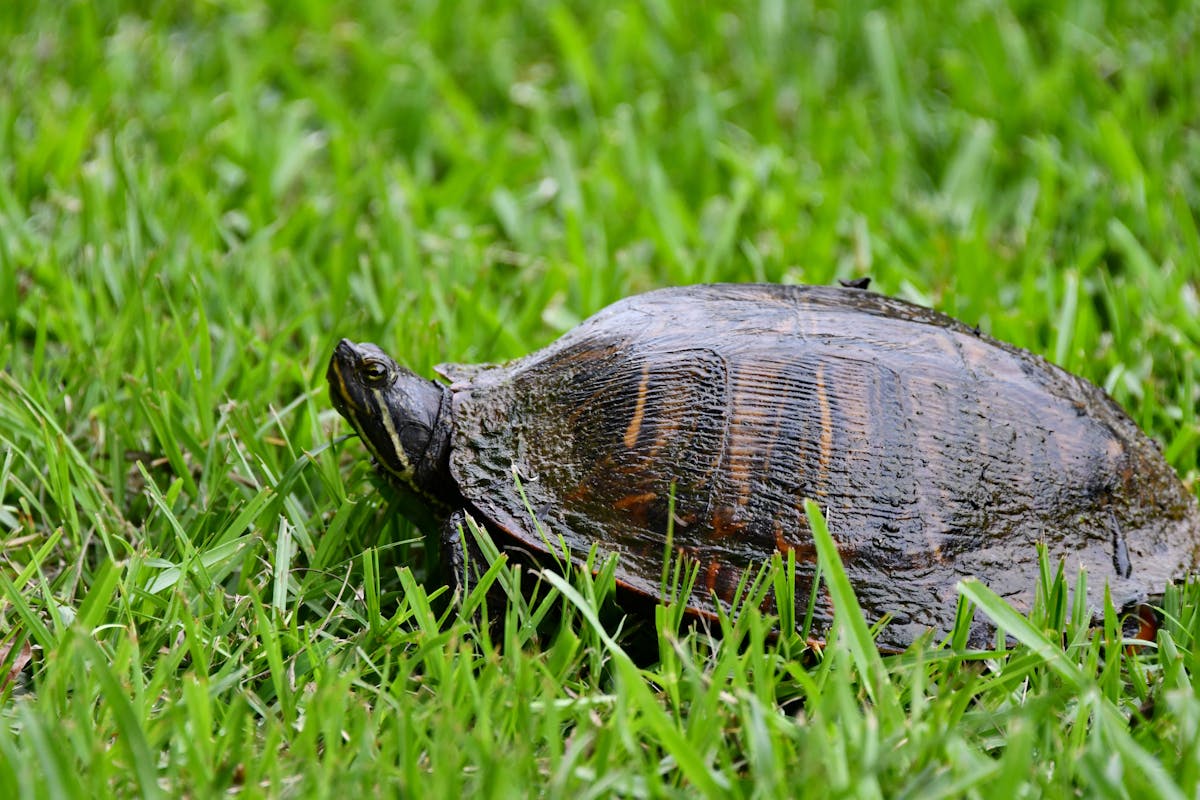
(361, 359, 389, 385)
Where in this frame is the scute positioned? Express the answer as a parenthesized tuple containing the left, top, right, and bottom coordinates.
(445, 284, 1200, 650)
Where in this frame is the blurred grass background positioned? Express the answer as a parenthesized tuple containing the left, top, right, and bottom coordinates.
(2, 0, 1199, 796)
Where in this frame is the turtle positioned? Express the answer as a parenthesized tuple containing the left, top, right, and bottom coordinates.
(327, 283, 1200, 650)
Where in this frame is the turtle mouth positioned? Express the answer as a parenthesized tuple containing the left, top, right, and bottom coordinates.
(327, 339, 365, 417)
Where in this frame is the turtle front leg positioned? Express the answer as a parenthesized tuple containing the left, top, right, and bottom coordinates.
(439, 509, 518, 630)
(440, 509, 482, 598)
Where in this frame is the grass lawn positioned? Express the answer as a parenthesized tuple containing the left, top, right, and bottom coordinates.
(3, 0, 1200, 796)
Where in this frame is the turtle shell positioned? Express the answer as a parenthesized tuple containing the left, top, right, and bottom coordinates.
(438, 284, 1200, 649)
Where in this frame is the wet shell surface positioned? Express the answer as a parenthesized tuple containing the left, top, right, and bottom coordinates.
(335, 283, 1200, 650)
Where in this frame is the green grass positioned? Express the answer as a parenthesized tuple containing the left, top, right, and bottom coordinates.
(2, 0, 1200, 795)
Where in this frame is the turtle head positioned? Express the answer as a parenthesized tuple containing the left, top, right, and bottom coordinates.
(327, 339, 453, 503)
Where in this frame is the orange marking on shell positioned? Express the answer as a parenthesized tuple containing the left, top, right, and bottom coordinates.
(725, 370, 780, 506)
(562, 484, 592, 504)
(614, 492, 657, 511)
(773, 523, 793, 554)
(726, 451, 754, 504)
(711, 507, 746, 538)
(623, 364, 652, 449)
(814, 363, 832, 497)
(704, 560, 721, 594)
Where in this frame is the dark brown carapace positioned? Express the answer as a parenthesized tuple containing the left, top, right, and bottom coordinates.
(330, 284, 1200, 650)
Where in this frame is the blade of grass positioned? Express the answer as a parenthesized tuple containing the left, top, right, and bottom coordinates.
(804, 499, 901, 725)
